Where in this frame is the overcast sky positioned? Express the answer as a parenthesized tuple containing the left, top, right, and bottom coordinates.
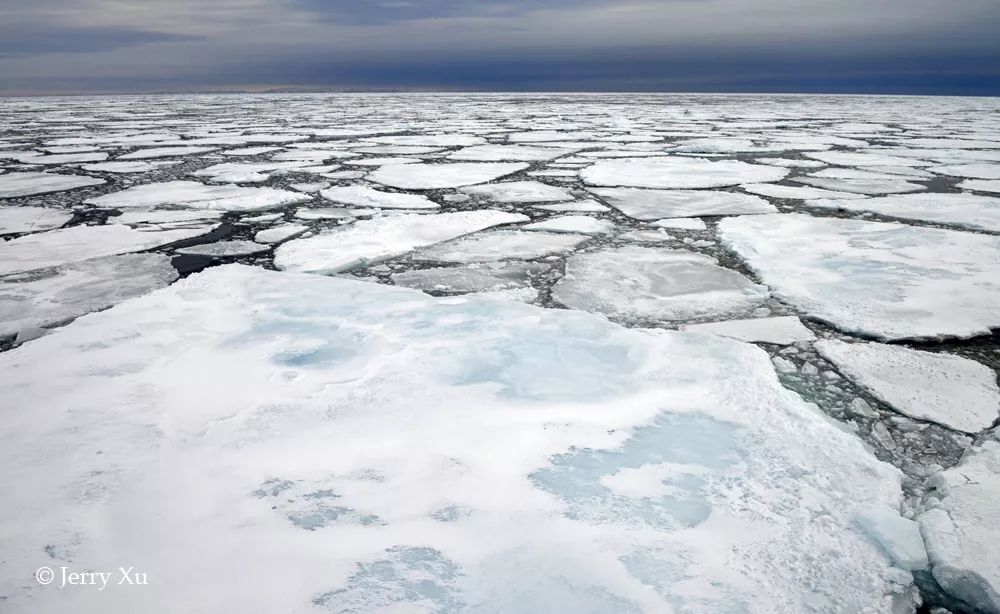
(1, 0, 999, 95)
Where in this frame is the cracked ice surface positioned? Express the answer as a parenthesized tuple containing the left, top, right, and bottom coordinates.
(0, 265, 912, 613)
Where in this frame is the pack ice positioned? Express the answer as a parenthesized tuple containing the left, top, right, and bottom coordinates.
(0, 171, 105, 198)
(718, 214, 1000, 341)
(0, 265, 916, 613)
(85, 180, 311, 212)
(580, 157, 788, 189)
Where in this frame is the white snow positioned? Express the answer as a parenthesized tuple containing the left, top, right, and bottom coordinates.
(175, 241, 270, 258)
(275, 210, 527, 274)
(0, 223, 214, 276)
(414, 230, 588, 263)
(367, 162, 527, 190)
(320, 185, 439, 209)
(682, 316, 816, 346)
(0, 171, 105, 197)
(85, 181, 311, 212)
(254, 224, 308, 244)
(718, 214, 1000, 341)
(552, 246, 769, 321)
(591, 187, 776, 219)
(0, 206, 73, 234)
(0, 264, 913, 613)
(461, 181, 573, 203)
(809, 193, 1000, 232)
(918, 441, 1000, 612)
(815, 340, 999, 434)
(580, 157, 788, 189)
(0, 254, 177, 338)
(524, 215, 613, 235)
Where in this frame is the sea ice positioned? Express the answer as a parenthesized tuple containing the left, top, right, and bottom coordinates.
(718, 214, 1000, 340)
(682, 316, 816, 346)
(461, 181, 573, 203)
(591, 187, 776, 219)
(815, 340, 999, 433)
(191, 161, 312, 183)
(855, 506, 929, 571)
(552, 246, 769, 321)
(650, 218, 708, 231)
(0, 264, 914, 613)
(0, 206, 73, 234)
(275, 210, 527, 274)
(792, 176, 925, 195)
(580, 157, 788, 189)
(804, 152, 933, 167)
(85, 181, 310, 212)
(523, 215, 614, 235)
(918, 441, 1000, 612)
(321, 185, 439, 209)
(533, 200, 609, 213)
(929, 164, 1000, 180)
(808, 193, 1000, 232)
(80, 161, 177, 173)
(448, 145, 577, 162)
(741, 183, 869, 200)
(0, 171, 105, 198)
(960, 179, 1000, 194)
(414, 230, 588, 263)
(391, 261, 545, 293)
(367, 163, 528, 190)
(0, 254, 177, 338)
(118, 146, 218, 159)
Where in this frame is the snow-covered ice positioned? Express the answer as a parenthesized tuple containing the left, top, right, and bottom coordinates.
(650, 218, 709, 231)
(414, 230, 588, 263)
(590, 187, 776, 219)
(461, 180, 573, 203)
(580, 157, 788, 189)
(320, 185, 439, 209)
(175, 240, 270, 258)
(929, 164, 1000, 180)
(553, 246, 769, 321)
(523, 215, 614, 235)
(0, 206, 72, 234)
(0, 264, 915, 613)
(448, 145, 577, 161)
(532, 200, 609, 213)
(682, 316, 816, 346)
(0, 171, 105, 197)
(815, 340, 999, 434)
(275, 210, 527, 274)
(391, 261, 545, 293)
(80, 161, 177, 173)
(792, 175, 925, 195)
(86, 180, 310, 212)
(960, 179, 1000, 194)
(719, 214, 1000, 340)
(367, 163, 527, 189)
(117, 146, 218, 159)
(855, 506, 929, 572)
(809, 193, 1000, 232)
(742, 183, 869, 200)
(254, 224, 308, 244)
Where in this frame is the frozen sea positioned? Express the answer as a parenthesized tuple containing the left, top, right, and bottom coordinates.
(1, 93, 999, 613)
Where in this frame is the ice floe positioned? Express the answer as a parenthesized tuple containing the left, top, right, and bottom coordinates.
(741, 183, 869, 200)
(960, 179, 1000, 194)
(718, 214, 1000, 340)
(86, 180, 310, 212)
(461, 180, 573, 203)
(580, 157, 788, 189)
(275, 210, 527, 274)
(0, 206, 73, 234)
(80, 161, 177, 173)
(591, 187, 776, 219)
(367, 163, 528, 190)
(524, 215, 613, 235)
(320, 185, 439, 210)
(931, 164, 1000, 180)
(448, 145, 577, 161)
(650, 218, 708, 231)
(391, 261, 545, 293)
(682, 316, 816, 346)
(791, 176, 926, 195)
(553, 246, 769, 321)
(0, 171, 105, 198)
(118, 146, 218, 159)
(254, 224, 308, 244)
(175, 240, 270, 258)
(809, 193, 1000, 232)
(815, 340, 999, 433)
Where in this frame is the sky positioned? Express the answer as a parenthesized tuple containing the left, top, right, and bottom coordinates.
(1, 0, 999, 96)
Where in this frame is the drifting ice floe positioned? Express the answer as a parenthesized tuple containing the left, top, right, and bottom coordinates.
(320, 185, 439, 210)
(682, 316, 816, 346)
(815, 340, 999, 434)
(367, 163, 528, 190)
(448, 145, 578, 162)
(809, 193, 1000, 232)
(804, 151, 933, 167)
(80, 161, 177, 174)
(0, 264, 914, 613)
(590, 187, 776, 219)
(650, 218, 708, 231)
(918, 440, 1000, 612)
(415, 230, 588, 263)
(741, 183, 869, 201)
(85, 180, 310, 212)
(718, 214, 1000, 340)
(0, 254, 177, 339)
(175, 241, 270, 258)
(961, 179, 1000, 194)
(117, 146, 218, 159)
(191, 161, 312, 183)
(0, 223, 214, 276)
(580, 157, 788, 189)
(523, 215, 613, 235)
(792, 176, 925, 195)
(0, 171, 105, 198)
(391, 261, 546, 293)
(275, 210, 527, 274)
(552, 246, 769, 321)
(533, 200, 609, 213)
(0, 206, 72, 234)
(461, 180, 573, 203)
(254, 224, 308, 244)
(929, 164, 1000, 180)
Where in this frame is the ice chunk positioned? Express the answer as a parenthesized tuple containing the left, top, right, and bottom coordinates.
(344, 157, 421, 166)
(367, 162, 527, 189)
(0, 223, 214, 275)
(755, 157, 827, 168)
(792, 176, 925, 195)
(650, 218, 708, 231)
(591, 187, 776, 219)
(80, 161, 177, 173)
(532, 200, 609, 213)
(620, 229, 673, 242)
(254, 224, 308, 245)
(370, 134, 486, 146)
(682, 316, 816, 345)
(524, 215, 613, 235)
(414, 230, 588, 263)
(0, 264, 912, 613)
(0, 254, 177, 338)
(448, 145, 577, 161)
(742, 183, 869, 200)
(320, 185, 439, 209)
(175, 241, 270, 258)
(929, 164, 1000, 180)
(552, 246, 769, 321)
(0, 206, 72, 234)
(391, 261, 545, 293)
(809, 193, 1000, 232)
(804, 151, 933, 167)
(191, 161, 312, 183)
(112, 209, 223, 225)
(293, 207, 358, 220)
(855, 506, 929, 571)
(919, 441, 1000, 612)
(461, 180, 573, 203)
(815, 340, 999, 433)
(960, 179, 1000, 194)
(275, 210, 527, 274)
(581, 157, 788, 189)
(85, 181, 310, 212)
(221, 146, 282, 156)
(719, 214, 1000, 341)
(117, 146, 218, 159)
(471, 286, 539, 303)
(0, 171, 105, 197)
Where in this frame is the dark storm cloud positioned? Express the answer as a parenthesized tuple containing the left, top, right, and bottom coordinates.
(0, 25, 197, 57)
